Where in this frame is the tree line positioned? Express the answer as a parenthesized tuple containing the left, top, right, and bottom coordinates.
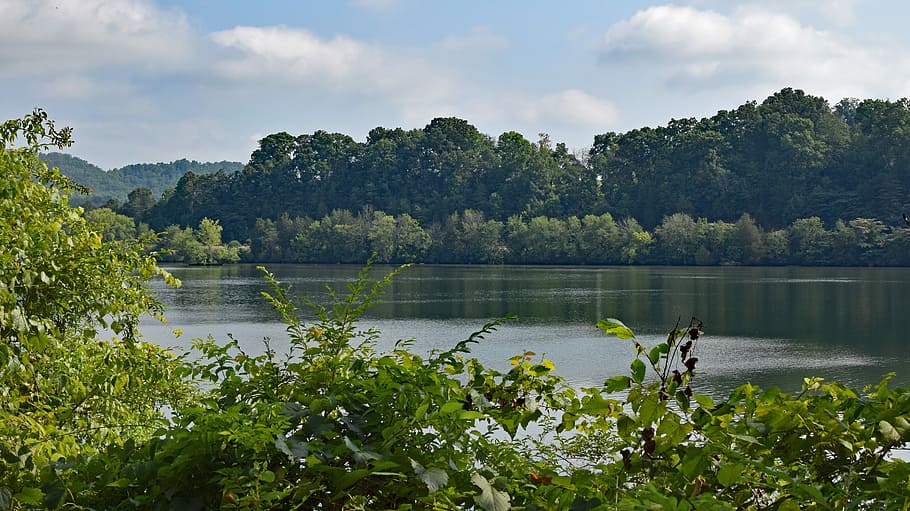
(82, 87, 910, 265)
(41, 152, 242, 206)
(88, 205, 910, 266)
(5, 111, 910, 508)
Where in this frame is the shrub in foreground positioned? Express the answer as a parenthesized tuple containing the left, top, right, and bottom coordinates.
(2, 112, 909, 509)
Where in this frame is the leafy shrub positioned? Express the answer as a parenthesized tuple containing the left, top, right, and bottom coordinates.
(3, 111, 909, 510)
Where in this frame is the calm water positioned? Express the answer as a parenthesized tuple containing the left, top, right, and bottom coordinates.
(143, 264, 910, 397)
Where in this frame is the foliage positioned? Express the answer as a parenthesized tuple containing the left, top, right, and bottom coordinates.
(557, 318, 910, 509)
(6, 110, 910, 510)
(49, 88, 910, 266)
(140, 88, 910, 242)
(217, 205, 909, 266)
(119, 94, 910, 266)
(33, 260, 909, 510)
(84, 207, 139, 242)
(0, 110, 193, 508)
(51, 264, 567, 510)
(40, 152, 243, 207)
(156, 217, 247, 265)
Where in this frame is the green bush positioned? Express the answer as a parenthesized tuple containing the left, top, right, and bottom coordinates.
(0, 111, 193, 509)
(3, 111, 909, 510)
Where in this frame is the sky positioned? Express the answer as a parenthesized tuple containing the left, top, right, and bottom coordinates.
(2, 0, 910, 169)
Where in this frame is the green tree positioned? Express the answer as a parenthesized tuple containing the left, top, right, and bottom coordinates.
(368, 210, 396, 262)
(250, 217, 281, 261)
(196, 217, 224, 246)
(122, 186, 155, 220)
(0, 110, 191, 506)
(619, 217, 653, 263)
(654, 213, 699, 264)
(762, 229, 790, 264)
(394, 213, 431, 262)
(519, 216, 574, 264)
(788, 217, 832, 265)
(84, 207, 138, 242)
(729, 213, 763, 264)
(577, 213, 623, 264)
(158, 224, 199, 263)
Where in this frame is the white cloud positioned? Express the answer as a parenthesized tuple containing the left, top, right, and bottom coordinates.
(210, 25, 455, 101)
(598, 4, 910, 101)
(466, 90, 617, 128)
(211, 26, 378, 83)
(731, 0, 860, 26)
(39, 74, 134, 100)
(531, 90, 619, 127)
(0, 0, 193, 77)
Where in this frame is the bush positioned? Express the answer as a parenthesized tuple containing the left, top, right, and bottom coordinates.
(4, 111, 909, 509)
(0, 110, 192, 508)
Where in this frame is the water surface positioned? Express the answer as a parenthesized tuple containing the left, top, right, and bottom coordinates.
(143, 264, 910, 397)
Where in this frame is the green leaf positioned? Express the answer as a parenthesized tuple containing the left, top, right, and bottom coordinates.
(693, 394, 715, 409)
(579, 395, 619, 417)
(336, 469, 371, 490)
(638, 392, 663, 425)
(459, 410, 487, 420)
(596, 318, 636, 340)
(630, 358, 646, 384)
(717, 463, 744, 487)
(276, 435, 310, 460)
(411, 459, 448, 493)
(42, 479, 65, 509)
(440, 400, 463, 415)
(13, 487, 43, 506)
(259, 470, 276, 483)
(681, 450, 707, 480)
(776, 499, 802, 511)
(728, 433, 760, 445)
(648, 343, 668, 366)
(879, 420, 901, 443)
(675, 389, 690, 412)
(344, 436, 383, 464)
(471, 473, 510, 511)
(604, 375, 631, 393)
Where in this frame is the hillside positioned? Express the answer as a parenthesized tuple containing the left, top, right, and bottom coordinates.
(40, 152, 244, 205)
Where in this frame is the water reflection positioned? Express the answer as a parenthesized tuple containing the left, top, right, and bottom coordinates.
(144, 264, 910, 395)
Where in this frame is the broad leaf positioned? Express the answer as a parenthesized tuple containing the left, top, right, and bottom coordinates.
(879, 420, 901, 443)
(604, 375, 632, 393)
(471, 473, 510, 511)
(648, 343, 668, 366)
(410, 459, 448, 493)
(630, 358, 646, 384)
(13, 487, 43, 506)
(717, 463, 744, 487)
(596, 318, 636, 340)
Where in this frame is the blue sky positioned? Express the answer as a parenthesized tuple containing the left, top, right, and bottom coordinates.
(2, 0, 909, 168)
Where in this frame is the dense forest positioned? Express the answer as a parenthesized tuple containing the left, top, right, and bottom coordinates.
(4, 110, 910, 508)
(40, 152, 242, 205)
(82, 88, 910, 266)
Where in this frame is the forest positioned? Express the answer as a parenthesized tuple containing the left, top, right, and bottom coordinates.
(76, 88, 910, 266)
(3, 110, 909, 509)
(40, 152, 242, 206)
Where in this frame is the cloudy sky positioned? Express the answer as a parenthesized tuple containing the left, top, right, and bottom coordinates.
(2, 0, 909, 169)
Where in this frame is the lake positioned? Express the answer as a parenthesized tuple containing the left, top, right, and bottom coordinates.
(143, 264, 910, 397)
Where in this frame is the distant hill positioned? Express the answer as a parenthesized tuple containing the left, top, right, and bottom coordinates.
(40, 153, 244, 205)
